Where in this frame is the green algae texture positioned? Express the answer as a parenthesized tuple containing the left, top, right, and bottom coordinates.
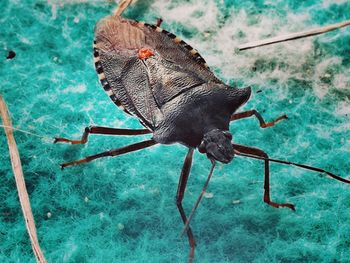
(1, 0, 350, 262)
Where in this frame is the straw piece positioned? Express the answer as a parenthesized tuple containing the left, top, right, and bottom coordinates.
(0, 96, 47, 263)
(238, 19, 350, 51)
(114, 0, 134, 17)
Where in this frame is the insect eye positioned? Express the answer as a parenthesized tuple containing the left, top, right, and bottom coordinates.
(198, 141, 206, 153)
(223, 131, 232, 140)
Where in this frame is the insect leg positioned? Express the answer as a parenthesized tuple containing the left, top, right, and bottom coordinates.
(230, 110, 287, 128)
(60, 139, 157, 169)
(176, 148, 196, 263)
(54, 126, 151, 145)
(232, 143, 295, 211)
(156, 18, 163, 27)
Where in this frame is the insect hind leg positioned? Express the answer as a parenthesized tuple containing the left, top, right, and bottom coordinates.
(54, 126, 151, 145)
(230, 109, 287, 128)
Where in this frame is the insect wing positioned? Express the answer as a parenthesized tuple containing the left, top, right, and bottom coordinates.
(93, 16, 221, 129)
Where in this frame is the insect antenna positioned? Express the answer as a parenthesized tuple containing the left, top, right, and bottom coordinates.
(181, 149, 349, 237)
(181, 160, 216, 236)
(234, 151, 350, 184)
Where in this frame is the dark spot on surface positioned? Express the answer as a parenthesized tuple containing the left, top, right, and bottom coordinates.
(100, 78, 109, 88)
(166, 32, 176, 39)
(95, 61, 103, 74)
(6, 50, 16, 60)
(145, 23, 157, 29)
(102, 83, 111, 91)
(181, 42, 193, 51)
(34, 2, 45, 10)
(237, 30, 246, 38)
(162, 29, 169, 35)
(198, 57, 205, 63)
(0, 207, 17, 223)
(93, 48, 99, 57)
(110, 95, 120, 105)
(256, 89, 262, 93)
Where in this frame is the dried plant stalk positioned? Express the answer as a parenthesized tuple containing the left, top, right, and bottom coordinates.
(114, 0, 134, 16)
(0, 96, 46, 263)
(238, 19, 350, 51)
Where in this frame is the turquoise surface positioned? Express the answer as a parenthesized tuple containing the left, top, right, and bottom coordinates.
(1, 0, 350, 262)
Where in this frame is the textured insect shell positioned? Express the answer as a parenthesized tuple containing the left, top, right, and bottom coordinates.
(153, 83, 251, 147)
(94, 16, 159, 130)
(94, 15, 251, 147)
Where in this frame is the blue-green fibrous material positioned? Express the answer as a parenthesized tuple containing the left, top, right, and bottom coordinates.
(0, 0, 349, 262)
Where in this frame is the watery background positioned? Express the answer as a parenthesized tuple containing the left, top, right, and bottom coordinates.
(1, 0, 350, 262)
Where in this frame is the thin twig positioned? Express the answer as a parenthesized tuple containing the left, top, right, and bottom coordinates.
(238, 19, 350, 51)
(0, 96, 47, 263)
(114, 0, 134, 17)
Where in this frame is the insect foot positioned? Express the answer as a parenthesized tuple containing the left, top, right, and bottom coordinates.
(60, 159, 84, 170)
(264, 199, 296, 211)
(53, 137, 69, 144)
(53, 137, 85, 144)
(261, 114, 288, 128)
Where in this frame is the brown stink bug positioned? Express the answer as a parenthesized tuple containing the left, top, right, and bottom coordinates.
(55, 1, 350, 262)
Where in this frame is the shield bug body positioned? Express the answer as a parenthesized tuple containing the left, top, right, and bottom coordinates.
(93, 14, 252, 161)
(55, 2, 350, 262)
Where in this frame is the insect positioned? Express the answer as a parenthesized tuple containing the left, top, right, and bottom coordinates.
(55, 1, 350, 262)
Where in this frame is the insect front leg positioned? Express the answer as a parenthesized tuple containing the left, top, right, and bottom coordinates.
(230, 110, 287, 128)
(54, 126, 151, 145)
(60, 139, 157, 169)
(176, 148, 196, 263)
(233, 144, 295, 211)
